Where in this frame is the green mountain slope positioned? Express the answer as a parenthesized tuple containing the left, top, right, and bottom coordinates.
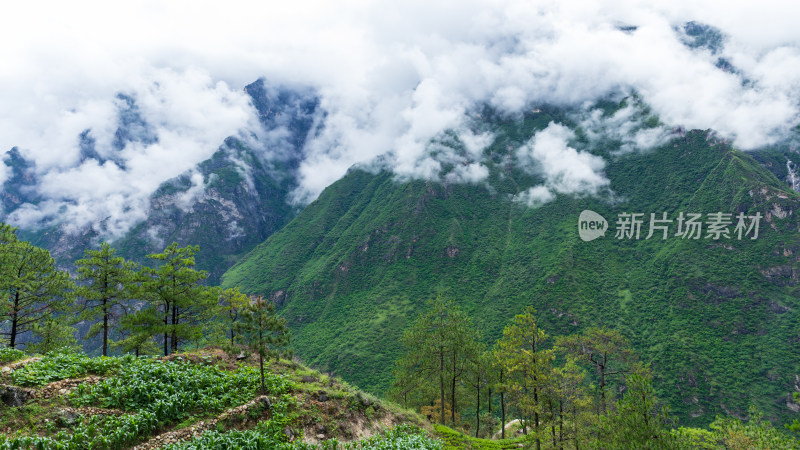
(222, 109, 800, 427)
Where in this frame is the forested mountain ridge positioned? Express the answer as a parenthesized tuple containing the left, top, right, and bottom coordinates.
(222, 106, 800, 427)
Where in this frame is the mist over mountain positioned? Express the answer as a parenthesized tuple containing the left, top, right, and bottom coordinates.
(4, 2, 800, 244)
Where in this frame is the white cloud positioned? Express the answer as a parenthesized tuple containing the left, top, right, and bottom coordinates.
(516, 122, 610, 204)
(3, 68, 258, 236)
(515, 185, 556, 207)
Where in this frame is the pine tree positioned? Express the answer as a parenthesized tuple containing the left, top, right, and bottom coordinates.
(598, 367, 677, 449)
(548, 356, 593, 449)
(235, 295, 291, 394)
(75, 243, 138, 356)
(495, 306, 554, 450)
(391, 295, 480, 426)
(141, 243, 212, 355)
(115, 309, 160, 357)
(491, 343, 509, 440)
(218, 287, 249, 346)
(556, 327, 636, 415)
(27, 315, 80, 354)
(0, 234, 74, 348)
(465, 348, 490, 437)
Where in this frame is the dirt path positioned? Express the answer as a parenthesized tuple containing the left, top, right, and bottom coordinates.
(31, 376, 105, 399)
(131, 395, 273, 449)
(492, 418, 522, 440)
(0, 357, 42, 374)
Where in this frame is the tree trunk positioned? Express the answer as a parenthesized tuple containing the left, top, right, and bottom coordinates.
(440, 346, 445, 425)
(259, 352, 266, 394)
(163, 305, 169, 356)
(10, 292, 19, 348)
(573, 404, 580, 450)
(102, 297, 108, 356)
(522, 385, 528, 435)
(550, 399, 556, 448)
(171, 304, 178, 353)
(500, 368, 505, 439)
(451, 358, 457, 425)
(532, 337, 540, 450)
(600, 364, 606, 415)
(534, 391, 540, 449)
(559, 400, 564, 450)
(475, 382, 481, 437)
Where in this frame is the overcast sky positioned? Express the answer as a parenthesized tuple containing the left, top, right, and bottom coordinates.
(2, 0, 800, 236)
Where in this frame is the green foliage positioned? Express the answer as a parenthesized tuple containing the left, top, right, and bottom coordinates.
(10, 348, 128, 386)
(163, 424, 441, 450)
(597, 368, 678, 449)
(674, 406, 800, 449)
(160, 427, 297, 450)
(123, 242, 215, 356)
(70, 357, 287, 413)
(433, 424, 525, 449)
(320, 425, 443, 449)
(0, 346, 26, 363)
(494, 306, 553, 438)
(0, 354, 293, 449)
(26, 315, 80, 354)
(556, 327, 635, 414)
(707, 407, 799, 449)
(219, 286, 250, 345)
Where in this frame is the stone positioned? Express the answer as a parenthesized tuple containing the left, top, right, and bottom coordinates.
(0, 386, 28, 407)
(56, 408, 79, 427)
(317, 391, 328, 402)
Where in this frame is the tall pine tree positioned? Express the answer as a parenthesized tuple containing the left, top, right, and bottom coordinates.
(135, 243, 213, 355)
(75, 243, 138, 356)
(495, 307, 554, 449)
(391, 295, 480, 425)
(0, 229, 74, 348)
(556, 327, 636, 415)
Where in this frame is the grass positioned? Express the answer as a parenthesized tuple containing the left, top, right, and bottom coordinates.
(0, 348, 444, 448)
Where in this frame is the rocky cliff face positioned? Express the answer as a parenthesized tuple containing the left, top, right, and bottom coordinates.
(2, 79, 319, 282)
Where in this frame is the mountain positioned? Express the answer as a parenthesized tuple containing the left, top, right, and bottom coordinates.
(222, 104, 800, 427)
(2, 79, 318, 283)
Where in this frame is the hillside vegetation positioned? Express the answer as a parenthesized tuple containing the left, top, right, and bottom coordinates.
(0, 347, 441, 449)
(222, 105, 800, 427)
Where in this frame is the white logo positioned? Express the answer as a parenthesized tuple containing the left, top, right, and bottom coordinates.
(578, 210, 608, 242)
